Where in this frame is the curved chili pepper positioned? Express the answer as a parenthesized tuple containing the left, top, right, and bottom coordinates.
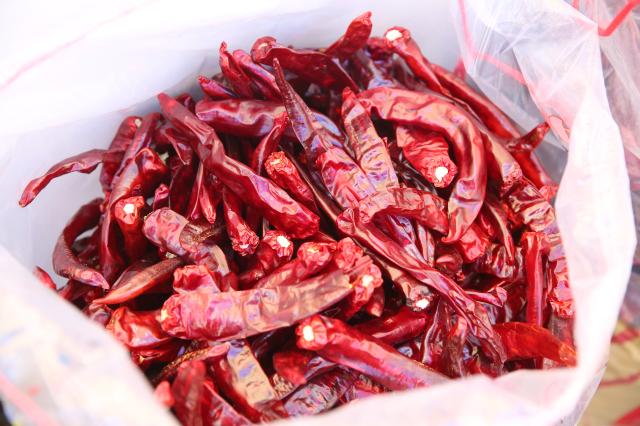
(252, 37, 357, 91)
(185, 164, 205, 221)
(506, 123, 550, 154)
(171, 360, 207, 426)
(415, 223, 436, 266)
(434, 244, 464, 279)
(101, 113, 162, 282)
(201, 380, 252, 426)
(350, 48, 398, 90)
(383, 27, 448, 95)
(196, 99, 343, 144)
(358, 87, 487, 242)
(325, 12, 372, 59)
(222, 186, 259, 256)
(160, 265, 362, 341)
(336, 208, 505, 363)
(355, 187, 448, 234)
(52, 198, 109, 289)
(198, 75, 237, 100)
(254, 241, 335, 289)
(199, 172, 222, 224)
(284, 368, 356, 417)
(34, 266, 57, 290)
(143, 208, 189, 257)
(154, 124, 194, 166)
(440, 310, 469, 378)
(479, 196, 516, 264)
(169, 163, 196, 216)
(265, 152, 318, 211)
(483, 134, 523, 195)
(395, 126, 458, 188)
(151, 183, 170, 210)
(107, 307, 173, 349)
(93, 257, 184, 305)
(451, 223, 489, 263)
(99, 116, 140, 192)
(296, 315, 447, 391)
(238, 230, 294, 287)
(19, 149, 108, 207)
(250, 115, 288, 174)
(113, 196, 148, 261)
(339, 374, 386, 403)
(232, 49, 281, 101)
(521, 232, 550, 328)
(220, 42, 256, 99)
(478, 244, 518, 279)
(506, 179, 556, 233)
(494, 322, 576, 366)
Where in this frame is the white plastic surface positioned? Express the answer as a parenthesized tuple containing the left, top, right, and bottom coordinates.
(0, 1, 635, 425)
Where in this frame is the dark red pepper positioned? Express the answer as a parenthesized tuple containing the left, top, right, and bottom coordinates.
(222, 186, 260, 256)
(325, 12, 372, 59)
(113, 196, 148, 261)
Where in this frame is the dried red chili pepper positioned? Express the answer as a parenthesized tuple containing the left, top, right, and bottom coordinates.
(152, 183, 170, 210)
(155, 124, 194, 166)
(220, 42, 256, 99)
(232, 49, 281, 101)
(252, 37, 357, 91)
(364, 285, 385, 317)
(201, 380, 252, 425)
(283, 368, 357, 417)
(107, 307, 173, 350)
(296, 315, 447, 390)
(154, 343, 230, 384)
(358, 87, 487, 242)
(479, 196, 516, 265)
(199, 172, 222, 224)
(93, 257, 184, 305)
(198, 75, 237, 100)
(171, 360, 207, 426)
(143, 208, 190, 257)
(483, 134, 523, 195)
(521, 232, 550, 328)
(506, 123, 550, 154)
(494, 322, 576, 366)
(238, 230, 294, 287)
(100, 116, 140, 191)
(19, 149, 109, 207)
(132, 340, 183, 371)
(334, 262, 383, 320)
(113, 196, 148, 261)
(52, 198, 109, 289)
(325, 12, 372, 59)
(154, 381, 175, 408)
(450, 223, 490, 263)
(222, 186, 260, 256)
(159, 93, 320, 239)
(250, 114, 288, 174)
(395, 126, 458, 188)
(415, 223, 436, 266)
(264, 152, 318, 211)
(34, 266, 57, 290)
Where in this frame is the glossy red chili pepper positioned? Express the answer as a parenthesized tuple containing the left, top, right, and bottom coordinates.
(93, 257, 184, 305)
(155, 124, 194, 166)
(358, 87, 487, 242)
(253, 241, 335, 289)
(350, 48, 398, 90)
(364, 285, 385, 317)
(34, 266, 57, 290)
(250, 114, 287, 174)
(478, 244, 518, 279)
(334, 262, 383, 320)
(132, 340, 183, 371)
(201, 380, 252, 426)
(506, 123, 550, 154)
(220, 42, 256, 99)
(198, 75, 237, 100)
(494, 322, 576, 366)
(440, 310, 469, 378)
(434, 244, 464, 279)
(479, 196, 516, 265)
(238, 230, 294, 287)
(113, 196, 148, 261)
(222, 186, 260, 256)
(159, 93, 320, 239)
(168, 163, 196, 216)
(450, 223, 489, 263)
(483, 134, 523, 195)
(283, 368, 357, 417)
(265, 152, 318, 211)
(153, 343, 230, 384)
(521, 232, 550, 328)
(161, 262, 368, 341)
(52, 198, 109, 289)
(395, 126, 458, 188)
(99, 116, 140, 192)
(296, 315, 447, 390)
(107, 307, 173, 349)
(415, 223, 436, 266)
(152, 183, 170, 210)
(252, 37, 357, 91)
(232, 49, 281, 101)
(383, 27, 448, 95)
(339, 374, 386, 403)
(355, 187, 448, 234)
(199, 172, 222, 224)
(171, 360, 207, 426)
(19, 149, 109, 207)
(143, 208, 190, 257)
(325, 12, 372, 59)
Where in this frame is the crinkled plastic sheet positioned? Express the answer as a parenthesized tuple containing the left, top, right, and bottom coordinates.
(0, 1, 634, 425)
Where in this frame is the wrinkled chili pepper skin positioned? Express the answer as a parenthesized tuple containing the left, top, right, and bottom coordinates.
(283, 368, 356, 417)
(222, 186, 260, 256)
(252, 36, 357, 91)
(160, 267, 355, 341)
(325, 12, 372, 59)
(506, 123, 550, 154)
(107, 307, 173, 350)
(155, 124, 194, 166)
(395, 126, 458, 188)
(53, 198, 109, 289)
(201, 380, 252, 426)
(483, 134, 523, 195)
(171, 360, 207, 426)
(358, 87, 487, 242)
(522, 232, 550, 328)
(19, 149, 108, 207)
(296, 315, 448, 391)
(220, 42, 256, 99)
(159, 93, 320, 239)
(265, 152, 318, 211)
(198, 75, 237, 100)
(100, 116, 140, 191)
(494, 322, 576, 366)
(238, 230, 294, 287)
(233, 49, 281, 101)
(251, 115, 287, 174)
(143, 208, 190, 257)
(114, 196, 148, 261)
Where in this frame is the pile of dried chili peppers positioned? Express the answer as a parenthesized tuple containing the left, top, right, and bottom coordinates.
(19, 12, 576, 424)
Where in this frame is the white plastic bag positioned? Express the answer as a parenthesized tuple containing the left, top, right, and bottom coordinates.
(0, 1, 634, 425)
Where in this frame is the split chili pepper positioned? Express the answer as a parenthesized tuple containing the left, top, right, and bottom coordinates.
(93, 257, 184, 305)
(253, 241, 336, 289)
(383, 27, 448, 95)
(232, 49, 281, 101)
(296, 315, 448, 391)
(198, 75, 237, 100)
(493, 322, 576, 366)
(250, 115, 288, 174)
(222, 186, 260, 256)
(238, 230, 295, 287)
(220, 42, 256, 99)
(160, 260, 370, 341)
(201, 380, 252, 426)
(34, 266, 57, 290)
(264, 152, 318, 211)
(19, 149, 109, 207)
(159, 93, 320, 239)
(357, 87, 487, 242)
(107, 307, 173, 350)
(395, 126, 458, 188)
(324, 12, 372, 59)
(251, 37, 357, 91)
(52, 198, 109, 289)
(354, 187, 448, 234)
(521, 232, 550, 328)
(113, 196, 148, 261)
(283, 368, 357, 417)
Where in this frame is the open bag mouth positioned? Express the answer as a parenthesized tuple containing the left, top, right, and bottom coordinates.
(0, 1, 636, 425)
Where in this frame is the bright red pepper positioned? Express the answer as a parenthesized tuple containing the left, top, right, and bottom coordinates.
(325, 12, 372, 59)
